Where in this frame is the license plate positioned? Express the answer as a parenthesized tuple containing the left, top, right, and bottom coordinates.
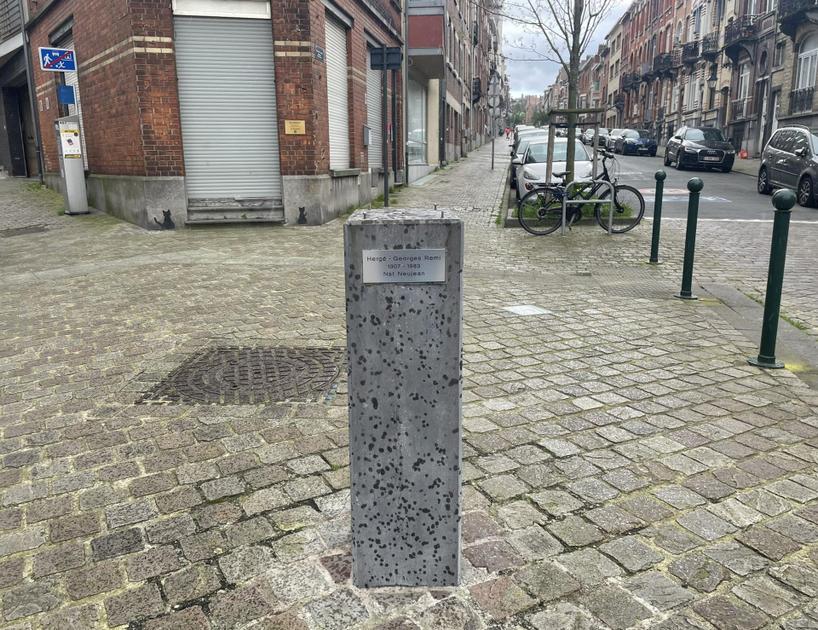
(703, 156, 720, 161)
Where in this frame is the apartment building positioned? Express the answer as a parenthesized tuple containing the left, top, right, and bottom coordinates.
(778, 0, 818, 129)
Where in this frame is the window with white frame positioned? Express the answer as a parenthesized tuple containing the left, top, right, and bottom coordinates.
(797, 33, 818, 90)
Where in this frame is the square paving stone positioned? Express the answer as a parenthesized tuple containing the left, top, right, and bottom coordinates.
(584, 505, 645, 534)
(507, 525, 563, 560)
(625, 571, 694, 611)
(618, 495, 674, 522)
(668, 552, 730, 592)
(706, 498, 763, 528)
(2, 578, 61, 621)
(766, 479, 818, 503)
(736, 526, 801, 561)
(124, 545, 184, 581)
(469, 576, 535, 620)
(463, 540, 524, 573)
(676, 508, 737, 541)
(91, 528, 144, 560)
(765, 514, 818, 544)
(497, 501, 546, 529)
(478, 475, 529, 501)
(514, 560, 580, 602)
(599, 535, 663, 572)
(304, 589, 369, 630)
(654, 485, 708, 510)
(682, 473, 733, 500)
(461, 511, 502, 543)
(547, 515, 603, 547)
(320, 553, 352, 583)
(565, 477, 619, 503)
(104, 583, 165, 627)
(769, 562, 818, 597)
(218, 545, 275, 583)
(208, 584, 276, 630)
(736, 489, 791, 516)
(555, 548, 622, 586)
(576, 584, 653, 630)
(732, 575, 802, 617)
(161, 564, 222, 605)
(528, 602, 600, 630)
(530, 490, 583, 516)
(702, 541, 769, 576)
(693, 595, 770, 630)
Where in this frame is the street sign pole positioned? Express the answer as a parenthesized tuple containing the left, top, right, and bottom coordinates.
(382, 46, 389, 208)
(488, 77, 500, 171)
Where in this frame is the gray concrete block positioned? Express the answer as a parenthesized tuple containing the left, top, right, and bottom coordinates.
(344, 208, 464, 587)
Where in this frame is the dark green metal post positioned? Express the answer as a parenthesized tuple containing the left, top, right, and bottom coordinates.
(676, 177, 703, 300)
(649, 170, 666, 264)
(749, 189, 797, 369)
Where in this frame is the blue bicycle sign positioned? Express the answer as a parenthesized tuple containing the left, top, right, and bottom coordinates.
(39, 48, 77, 72)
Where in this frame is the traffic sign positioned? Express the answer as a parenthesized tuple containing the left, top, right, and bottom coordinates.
(370, 47, 402, 70)
(39, 48, 77, 72)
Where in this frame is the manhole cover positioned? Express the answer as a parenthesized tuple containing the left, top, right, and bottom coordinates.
(1, 224, 48, 237)
(139, 346, 344, 405)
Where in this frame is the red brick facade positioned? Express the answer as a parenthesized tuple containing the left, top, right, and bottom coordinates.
(26, 0, 402, 224)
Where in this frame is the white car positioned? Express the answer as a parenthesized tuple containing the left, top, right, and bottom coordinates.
(510, 134, 549, 188)
(516, 139, 596, 200)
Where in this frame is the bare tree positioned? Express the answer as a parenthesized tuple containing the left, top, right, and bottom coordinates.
(503, 0, 616, 181)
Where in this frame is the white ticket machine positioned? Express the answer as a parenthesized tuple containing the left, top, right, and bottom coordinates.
(55, 115, 89, 215)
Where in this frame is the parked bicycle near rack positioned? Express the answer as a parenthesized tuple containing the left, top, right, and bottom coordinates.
(517, 150, 645, 236)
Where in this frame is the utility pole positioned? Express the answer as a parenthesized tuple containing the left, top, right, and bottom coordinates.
(489, 74, 499, 170)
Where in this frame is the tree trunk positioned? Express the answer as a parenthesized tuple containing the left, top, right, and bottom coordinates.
(566, 0, 584, 184)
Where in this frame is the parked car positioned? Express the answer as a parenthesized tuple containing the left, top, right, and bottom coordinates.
(515, 139, 595, 200)
(758, 125, 818, 206)
(614, 129, 657, 156)
(510, 133, 549, 188)
(582, 128, 609, 146)
(664, 126, 735, 172)
(606, 129, 626, 149)
(512, 128, 548, 157)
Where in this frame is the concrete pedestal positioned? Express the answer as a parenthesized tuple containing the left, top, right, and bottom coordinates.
(344, 208, 464, 587)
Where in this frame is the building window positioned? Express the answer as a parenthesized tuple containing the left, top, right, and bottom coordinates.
(796, 33, 818, 90)
(407, 79, 427, 164)
(774, 41, 785, 68)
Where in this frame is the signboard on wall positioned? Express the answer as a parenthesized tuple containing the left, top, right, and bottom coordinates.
(284, 120, 306, 135)
(39, 48, 77, 72)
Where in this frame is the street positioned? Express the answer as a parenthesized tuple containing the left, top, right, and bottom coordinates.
(613, 153, 818, 222)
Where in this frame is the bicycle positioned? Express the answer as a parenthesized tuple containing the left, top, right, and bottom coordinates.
(517, 151, 645, 236)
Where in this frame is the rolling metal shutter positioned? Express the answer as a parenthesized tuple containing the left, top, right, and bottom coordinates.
(63, 40, 88, 169)
(174, 16, 282, 205)
(366, 57, 383, 169)
(325, 16, 350, 170)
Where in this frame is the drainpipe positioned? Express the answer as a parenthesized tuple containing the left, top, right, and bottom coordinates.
(20, 0, 44, 183)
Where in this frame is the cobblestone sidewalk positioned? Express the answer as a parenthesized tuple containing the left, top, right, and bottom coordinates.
(1, 145, 818, 629)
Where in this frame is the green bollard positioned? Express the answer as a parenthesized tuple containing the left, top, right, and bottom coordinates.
(675, 177, 704, 300)
(748, 189, 797, 369)
(649, 170, 666, 264)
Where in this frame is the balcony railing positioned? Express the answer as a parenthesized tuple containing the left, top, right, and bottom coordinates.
(653, 53, 672, 74)
(682, 41, 699, 63)
(790, 87, 815, 114)
(731, 98, 752, 120)
(701, 31, 720, 57)
(671, 47, 683, 67)
(725, 15, 758, 48)
(0, 0, 22, 43)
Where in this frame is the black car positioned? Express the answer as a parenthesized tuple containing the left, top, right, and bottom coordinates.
(758, 125, 818, 207)
(614, 129, 657, 156)
(664, 126, 735, 173)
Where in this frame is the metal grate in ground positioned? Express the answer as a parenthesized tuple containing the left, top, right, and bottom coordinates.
(138, 346, 344, 405)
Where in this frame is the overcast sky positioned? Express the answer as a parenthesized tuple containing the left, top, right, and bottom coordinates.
(504, 0, 631, 98)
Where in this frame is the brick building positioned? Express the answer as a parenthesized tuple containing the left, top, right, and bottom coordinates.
(406, 0, 502, 181)
(25, 0, 403, 227)
(0, 0, 38, 178)
(779, 0, 818, 128)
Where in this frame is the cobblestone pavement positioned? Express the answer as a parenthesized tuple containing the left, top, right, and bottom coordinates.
(2, 144, 818, 629)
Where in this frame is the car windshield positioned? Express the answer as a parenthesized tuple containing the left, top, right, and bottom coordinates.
(526, 140, 589, 162)
(610, 129, 624, 136)
(517, 137, 548, 154)
(810, 130, 818, 152)
(686, 128, 725, 142)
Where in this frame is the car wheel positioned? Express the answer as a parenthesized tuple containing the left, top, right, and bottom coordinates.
(663, 151, 671, 166)
(721, 166, 732, 173)
(675, 155, 685, 170)
(798, 175, 815, 207)
(650, 151, 657, 157)
(757, 167, 772, 195)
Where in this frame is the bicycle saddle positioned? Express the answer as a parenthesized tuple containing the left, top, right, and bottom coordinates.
(552, 171, 568, 179)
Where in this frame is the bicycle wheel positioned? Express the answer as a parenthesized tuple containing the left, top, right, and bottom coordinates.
(518, 188, 564, 236)
(595, 184, 645, 234)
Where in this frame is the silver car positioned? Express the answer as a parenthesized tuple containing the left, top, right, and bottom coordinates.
(516, 139, 595, 200)
(510, 134, 549, 188)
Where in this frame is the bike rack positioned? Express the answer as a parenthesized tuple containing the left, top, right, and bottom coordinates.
(561, 179, 616, 236)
